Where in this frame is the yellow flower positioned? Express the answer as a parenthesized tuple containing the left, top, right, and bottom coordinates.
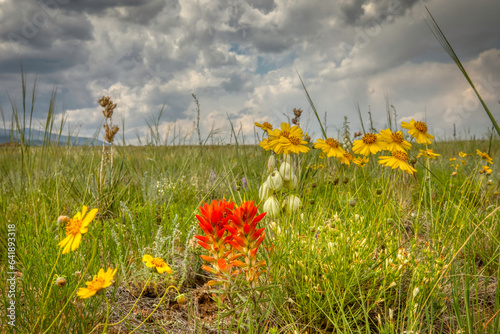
(77, 268, 117, 299)
(378, 150, 417, 174)
(459, 152, 467, 158)
(58, 205, 98, 254)
(142, 254, 172, 274)
(416, 149, 440, 159)
(313, 138, 345, 158)
(255, 122, 273, 131)
(451, 171, 457, 177)
(338, 152, 354, 165)
(259, 138, 272, 151)
(379, 129, 412, 152)
(476, 149, 493, 164)
(271, 123, 309, 155)
(401, 119, 434, 144)
(353, 156, 369, 167)
(352, 133, 386, 156)
(479, 165, 492, 175)
(449, 158, 456, 161)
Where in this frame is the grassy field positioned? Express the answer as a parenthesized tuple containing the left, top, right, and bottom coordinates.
(0, 115, 499, 334)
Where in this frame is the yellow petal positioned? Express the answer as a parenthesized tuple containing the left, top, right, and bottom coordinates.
(82, 208, 98, 227)
(71, 233, 82, 251)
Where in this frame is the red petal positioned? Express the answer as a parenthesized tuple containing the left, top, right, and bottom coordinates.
(200, 255, 216, 262)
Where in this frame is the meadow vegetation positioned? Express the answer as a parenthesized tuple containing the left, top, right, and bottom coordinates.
(0, 78, 499, 334)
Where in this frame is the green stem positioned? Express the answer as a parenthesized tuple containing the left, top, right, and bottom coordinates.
(32, 246, 62, 332)
(42, 235, 98, 334)
(102, 296, 110, 334)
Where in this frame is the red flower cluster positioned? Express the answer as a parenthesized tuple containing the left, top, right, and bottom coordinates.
(195, 199, 267, 286)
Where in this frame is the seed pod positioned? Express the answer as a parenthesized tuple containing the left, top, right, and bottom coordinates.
(267, 171, 283, 191)
(283, 195, 301, 214)
(279, 162, 293, 181)
(263, 196, 280, 218)
(284, 174, 298, 190)
(259, 181, 272, 201)
(55, 277, 67, 287)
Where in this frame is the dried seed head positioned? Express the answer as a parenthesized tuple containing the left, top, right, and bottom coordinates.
(57, 215, 70, 225)
(55, 277, 67, 287)
(293, 108, 303, 117)
(104, 124, 120, 143)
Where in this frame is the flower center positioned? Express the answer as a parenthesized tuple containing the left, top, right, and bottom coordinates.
(289, 136, 301, 145)
(262, 122, 272, 130)
(65, 218, 82, 236)
(89, 277, 105, 290)
(362, 133, 377, 145)
(281, 131, 290, 139)
(326, 138, 339, 148)
(391, 132, 404, 143)
(151, 258, 166, 268)
(343, 152, 353, 160)
(393, 151, 409, 162)
(415, 121, 428, 133)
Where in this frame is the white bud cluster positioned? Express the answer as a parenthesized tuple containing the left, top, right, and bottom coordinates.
(259, 154, 302, 218)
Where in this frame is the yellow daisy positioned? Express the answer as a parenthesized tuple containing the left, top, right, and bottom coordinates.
(254, 122, 273, 131)
(401, 119, 434, 144)
(271, 123, 308, 154)
(379, 129, 411, 152)
(352, 133, 386, 156)
(338, 152, 354, 165)
(378, 150, 417, 174)
(58, 205, 98, 254)
(259, 138, 272, 151)
(459, 152, 468, 158)
(476, 149, 493, 164)
(313, 138, 345, 158)
(479, 165, 492, 175)
(353, 156, 369, 167)
(77, 268, 117, 299)
(279, 134, 310, 154)
(266, 122, 291, 153)
(416, 149, 440, 159)
(142, 254, 172, 274)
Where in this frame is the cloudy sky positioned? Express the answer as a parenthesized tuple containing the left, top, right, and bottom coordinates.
(0, 0, 499, 144)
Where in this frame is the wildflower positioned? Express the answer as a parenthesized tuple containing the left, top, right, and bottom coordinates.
(279, 162, 294, 181)
(338, 152, 354, 165)
(378, 150, 417, 174)
(451, 171, 457, 177)
(283, 195, 301, 214)
(352, 133, 386, 156)
(255, 122, 273, 131)
(259, 138, 272, 151)
(57, 215, 70, 226)
(476, 149, 493, 164)
(58, 205, 98, 254)
(416, 149, 440, 159)
(77, 268, 117, 299)
(194, 199, 235, 260)
(142, 255, 172, 274)
(313, 138, 345, 158)
(176, 294, 187, 304)
(449, 158, 456, 161)
(379, 129, 412, 152)
(279, 133, 310, 155)
(401, 119, 434, 144)
(259, 181, 272, 201)
(267, 155, 277, 173)
(459, 152, 467, 158)
(269, 123, 309, 155)
(353, 156, 369, 167)
(267, 170, 284, 191)
(263, 196, 280, 218)
(479, 165, 492, 175)
(266, 123, 292, 153)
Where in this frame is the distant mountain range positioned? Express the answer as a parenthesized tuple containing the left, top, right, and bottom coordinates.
(0, 128, 104, 146)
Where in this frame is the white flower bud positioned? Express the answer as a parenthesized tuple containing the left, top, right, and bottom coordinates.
(259, 181, 272, 201)
(267, 155, 277, 174)
(279, 162, 293, 181)
(263, 196, 280, 218)
(284, 173, 298, 190)
(267, 170, 283, 191)
(283, 195, 301, 214)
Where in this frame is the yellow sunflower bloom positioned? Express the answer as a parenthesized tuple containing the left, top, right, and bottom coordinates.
(378, 150, 417, 174)
(266, 122, 291, 153)
(476, 149, 493, 164)
(416, 149, 440, 159)
(401, 119, 434, 144)
(353, 156, 369, 167)
(272, 123, 308, 154)
(254, 122, 273, 131)
(142, 254, 172, 274)
(58, 205, 98, 254)
(352, 133, 386, 156)
(313, 138, 345, 158)
(77, 268, 117, 299)
(338, 152, 354, 165)
(379, 129, 411, 152)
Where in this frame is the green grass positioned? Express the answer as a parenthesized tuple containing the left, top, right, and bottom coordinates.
(0, 78, 499, 333)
